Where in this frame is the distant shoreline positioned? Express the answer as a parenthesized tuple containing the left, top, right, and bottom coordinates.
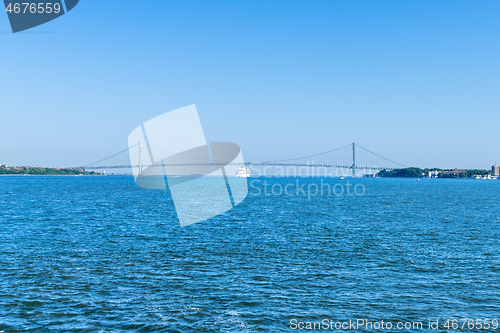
(0, 174, 111, 177)
(0, 175, 496, 180)
(377, 167, 495, 179)
(0, 173, 131, 177)
(0, 166, 94, 176)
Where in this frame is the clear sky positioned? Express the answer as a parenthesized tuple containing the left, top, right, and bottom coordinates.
(1, 0, 499, 169)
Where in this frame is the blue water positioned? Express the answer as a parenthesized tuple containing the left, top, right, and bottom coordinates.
(0, 176, 499, 332)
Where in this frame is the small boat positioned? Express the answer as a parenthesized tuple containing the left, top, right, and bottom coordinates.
(236, 167, 251, 178)
(339, 177, 344, 180)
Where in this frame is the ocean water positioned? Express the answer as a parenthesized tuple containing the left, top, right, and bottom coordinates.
(0, 176, 499, 332)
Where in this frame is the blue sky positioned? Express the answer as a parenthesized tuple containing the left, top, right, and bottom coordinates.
(1, 0, 499, 169)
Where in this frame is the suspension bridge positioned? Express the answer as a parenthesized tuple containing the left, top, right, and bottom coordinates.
(79, 142, 407, 176)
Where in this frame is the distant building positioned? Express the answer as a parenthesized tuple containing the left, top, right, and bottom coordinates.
(449, 168, 467, 175)
(428, 171, 439, 178)
(0, 164, 5, 168)
(493, 164, 500, 176)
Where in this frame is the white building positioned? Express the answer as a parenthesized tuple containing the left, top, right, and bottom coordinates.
(428, 171, 439, 178)
(493, 164, 500, 176)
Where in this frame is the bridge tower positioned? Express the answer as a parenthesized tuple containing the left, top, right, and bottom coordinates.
(352, 142, 356, 177)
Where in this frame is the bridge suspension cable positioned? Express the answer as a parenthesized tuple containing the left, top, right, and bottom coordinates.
(83, 144, 138, 168)
(260, 144, 352, 164)
(79, 142, 408, 174)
